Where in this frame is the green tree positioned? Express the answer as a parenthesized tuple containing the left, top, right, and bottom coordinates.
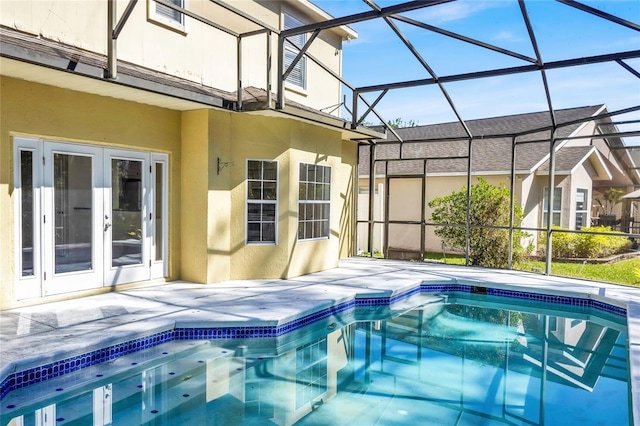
(387, 117, 419, 129)
(596, 187, 625, 216)
(428, 178, 530, 268)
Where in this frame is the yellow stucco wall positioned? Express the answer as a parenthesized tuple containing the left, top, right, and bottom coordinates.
(223, 112, 355, 280)
(1, 76, 356, 308)
(178, 109, 356, 282)
(0, 76, 183, 309)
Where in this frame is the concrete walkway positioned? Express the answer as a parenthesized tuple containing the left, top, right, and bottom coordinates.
(1, 257, 639, 418)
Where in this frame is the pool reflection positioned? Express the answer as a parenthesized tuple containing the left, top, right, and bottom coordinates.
(3, 297, 630, 426)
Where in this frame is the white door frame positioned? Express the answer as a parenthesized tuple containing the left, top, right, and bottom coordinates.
(43, 141, 104, 295)
(13, 137, 169, 300)
(104, 149, 150, 286)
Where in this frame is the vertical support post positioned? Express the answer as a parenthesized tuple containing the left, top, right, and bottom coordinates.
(383, 161, 390, 259)
(508, 136, 517, 269)
(237, 36, 243, 111)
(420, 160, 426, 261)
(276, 34, 285, 109)
(266, 31, 272, 107)
(545, 130, 557, 275)
(465, 138, 473, 266)
(368, 142, 376, 257)
(352, 91, 359, 130)
(107, 0, 117, 79)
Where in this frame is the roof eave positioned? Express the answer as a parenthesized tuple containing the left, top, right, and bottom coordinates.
(243, 101, 385, 141)
(294, 0, 358, 39)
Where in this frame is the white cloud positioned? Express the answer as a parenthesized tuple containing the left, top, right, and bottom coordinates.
(492, 30, 523, 43)
(414, 1, 505, 24)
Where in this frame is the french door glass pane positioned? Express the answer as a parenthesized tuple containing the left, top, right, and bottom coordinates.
(155, 162, 163, 261)
(20, 150, 34, 276)
(112, 159, 143, 267)
(54, 153, 93, 273)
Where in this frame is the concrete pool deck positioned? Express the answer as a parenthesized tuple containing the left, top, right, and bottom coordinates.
(1, 257, 640, 419)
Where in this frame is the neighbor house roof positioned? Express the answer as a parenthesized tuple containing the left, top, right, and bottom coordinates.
(537, 146, 611, 180)
(359, 105, 607, 177)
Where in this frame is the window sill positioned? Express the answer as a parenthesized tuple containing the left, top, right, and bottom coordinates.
(285, 82, 308, 97)
(148, 16, 188, 35)
(298, 236, 330, 242)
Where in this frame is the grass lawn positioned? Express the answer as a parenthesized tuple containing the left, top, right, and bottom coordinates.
(423, 251, 640, 287)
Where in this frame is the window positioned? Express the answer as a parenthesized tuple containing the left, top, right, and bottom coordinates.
(298, 163, 330, 240)
(575, 188, 588, 230)
(283, 12, 307, 89)
(543, 187, 562, 227)
(18, 149, 35, 277)
(247, 160, 278, 244)
(151, 0, 185, 30)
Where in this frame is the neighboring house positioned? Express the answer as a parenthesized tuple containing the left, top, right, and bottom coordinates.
(0, 1, 380, 309)
(358, 105, 640, 256)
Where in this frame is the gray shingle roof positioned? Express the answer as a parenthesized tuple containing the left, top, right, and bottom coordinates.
(537, 146, 597, 173)
(381, 105, 603, 142)
(359, 105, 605, 176)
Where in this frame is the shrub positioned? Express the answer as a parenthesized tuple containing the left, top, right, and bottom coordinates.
(540, 226, 631, 259)
(428, 178, 530, 268)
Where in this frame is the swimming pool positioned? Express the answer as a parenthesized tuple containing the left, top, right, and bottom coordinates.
(1, 292, 630, 425)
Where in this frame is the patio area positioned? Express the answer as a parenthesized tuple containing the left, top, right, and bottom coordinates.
(1, 257, 640, 420)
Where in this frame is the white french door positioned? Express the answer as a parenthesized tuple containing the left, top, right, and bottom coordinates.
(104, 149, 150, 285)
(14, 138, 168, 299)
(43, 142, 104, 293)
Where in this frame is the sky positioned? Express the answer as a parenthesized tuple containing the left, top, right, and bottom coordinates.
(311, 0, 640, 143)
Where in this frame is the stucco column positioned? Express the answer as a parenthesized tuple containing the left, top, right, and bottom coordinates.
(181, 110, 211, 282)
(181, 109, 232, 283)
(207, 110, 232, 282)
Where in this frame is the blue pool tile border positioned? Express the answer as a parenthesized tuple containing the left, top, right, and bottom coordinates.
(0, 282, 627, 399)
(174, 300, 356, 340)
(1, 330, 174, 400)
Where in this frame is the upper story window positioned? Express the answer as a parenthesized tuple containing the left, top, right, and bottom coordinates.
(283, 11, 307, 89)
(298, 163, 330, 240)
(543, 187, 562, 227)
(150, 0, 185, 31)
(247, 160, 278, 244)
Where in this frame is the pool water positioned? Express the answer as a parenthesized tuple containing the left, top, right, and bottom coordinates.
(1, 294, 630, 425)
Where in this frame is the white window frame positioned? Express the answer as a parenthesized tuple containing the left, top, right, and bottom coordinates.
(151, 154, 169, 278)
(149, 0, 186, 32)
(246, 160, 278, 245)
(13, 137, 42, 300)
(283, 10, 307, 90)
(298, 163, 331, 241)
(575, 188, 589, 230)
(543, 186, 562, 227)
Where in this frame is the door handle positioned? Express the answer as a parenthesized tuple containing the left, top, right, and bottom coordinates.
(104, 222, 111, 231)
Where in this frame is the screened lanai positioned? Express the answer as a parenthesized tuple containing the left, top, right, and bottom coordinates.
(280, 0, 640, 278)
(119, 0, 639, 278)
